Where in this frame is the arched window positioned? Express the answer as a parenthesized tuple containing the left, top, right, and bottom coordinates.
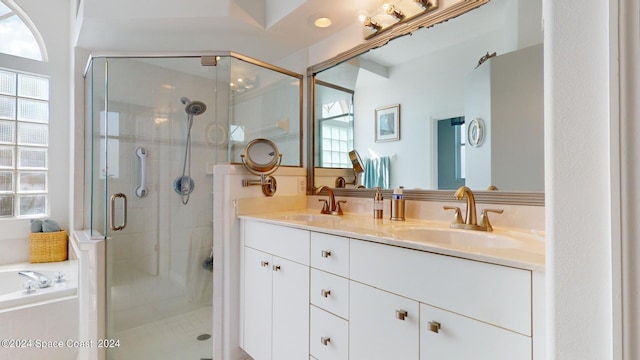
(0, 0, 47, 61)
(0, 1, 49, 217)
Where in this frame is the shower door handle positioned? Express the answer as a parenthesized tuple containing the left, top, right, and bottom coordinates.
(135, 147, 148, 198)
(110, 193, 127, 231)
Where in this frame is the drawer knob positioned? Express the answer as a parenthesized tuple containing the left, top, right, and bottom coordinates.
(321, 250, 332, 258)
(395, 310, 408, 321)
(321, 336, 331, 346)
(429, 321, 441, 333)
(272, 265, 281, 271)
(260, 261, 269, 267)
(320, 289, 331, 298)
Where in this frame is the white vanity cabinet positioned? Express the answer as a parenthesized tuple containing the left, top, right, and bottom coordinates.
(350, 238, 534, 360)
(240, 219, 543, 360)
(241, 221, 310, 360)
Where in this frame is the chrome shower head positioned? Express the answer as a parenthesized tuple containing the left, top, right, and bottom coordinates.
(186, 100, 206, 116)
(182, 98, 207, 116)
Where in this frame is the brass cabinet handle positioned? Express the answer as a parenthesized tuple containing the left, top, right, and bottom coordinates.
(429, 321, 441, 333)
(260, 261, 269, 267)
(321, 336, 331, 346)
(272, 265, 281, 271)
(395, 310, 408, 321)
(321, 250, 332, 258)
(320, 289, 331, 298)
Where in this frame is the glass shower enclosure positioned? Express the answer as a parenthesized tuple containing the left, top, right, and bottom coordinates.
(83, 53, 302, 359)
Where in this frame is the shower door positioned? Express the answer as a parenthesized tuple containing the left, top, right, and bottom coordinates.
(87, 55, 230, 360)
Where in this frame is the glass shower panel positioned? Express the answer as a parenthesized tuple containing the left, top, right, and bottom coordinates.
(92, 56, 219, 360)
(85, 57, 107, 237)
(227, 57, 302, 166)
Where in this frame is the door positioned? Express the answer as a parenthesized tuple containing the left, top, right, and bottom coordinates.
(243, 247, 273, 360)
(272, 256, 310, 360)
(87, 56, 220, 360)
(437, 117, 466, 190)
(349, 281, 419, 360)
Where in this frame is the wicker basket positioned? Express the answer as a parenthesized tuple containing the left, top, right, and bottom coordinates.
(29, 230, 68, 263)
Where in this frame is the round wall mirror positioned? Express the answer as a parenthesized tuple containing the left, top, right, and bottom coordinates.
(240, 138, 282, 196)
(242, 138, 281, 173)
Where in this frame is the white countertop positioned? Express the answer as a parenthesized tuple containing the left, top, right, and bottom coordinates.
(239, 210, 545, 272)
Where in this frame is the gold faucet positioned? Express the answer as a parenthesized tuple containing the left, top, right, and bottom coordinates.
(443, 186, 503, 231)
(315, 186, 345, 215)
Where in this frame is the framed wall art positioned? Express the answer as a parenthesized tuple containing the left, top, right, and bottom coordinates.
(375, 104, 400, 142)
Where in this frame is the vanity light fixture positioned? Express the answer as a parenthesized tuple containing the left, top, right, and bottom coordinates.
(361, 0, 439, 39)
(413, 0, 433, 10)
(386, 5, 404, 21)
(364, 17, 382, 32)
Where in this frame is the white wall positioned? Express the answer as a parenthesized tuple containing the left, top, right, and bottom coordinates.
(465, 44, 544, 191)
(545, 0, 615, 358)
(0, 0, 70, 265)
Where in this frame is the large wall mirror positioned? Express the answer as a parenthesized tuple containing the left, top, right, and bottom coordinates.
(308, 0, 544, 205)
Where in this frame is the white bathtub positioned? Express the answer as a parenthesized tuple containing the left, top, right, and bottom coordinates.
(0, 260, 77, 311)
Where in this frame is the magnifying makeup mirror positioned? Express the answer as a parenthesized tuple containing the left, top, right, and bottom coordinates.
(240, 138, 283, 196)
(335, 150, 366, 188)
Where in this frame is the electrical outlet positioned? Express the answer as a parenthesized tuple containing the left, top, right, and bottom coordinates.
(298, 178, 306, 193)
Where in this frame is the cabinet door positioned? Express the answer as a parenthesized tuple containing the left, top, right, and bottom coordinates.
(310, 305, 348, 360)
(420, 303, 531, 360)
(243, 247, 273, 360)
(272, 256, 310, 360)
(350, 281, 419, 360)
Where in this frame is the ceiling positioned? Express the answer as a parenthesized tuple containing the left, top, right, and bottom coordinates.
(75, 0, 381, 63)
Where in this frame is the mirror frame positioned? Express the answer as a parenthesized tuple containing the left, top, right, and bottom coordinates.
(306, 0, 545, 206)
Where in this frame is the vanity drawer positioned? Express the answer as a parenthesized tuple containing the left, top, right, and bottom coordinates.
(310, 305, 348, 360)
(244, 221, 310, 265)
(310, 269, 349, 319)
(350, 239, 532, 336)
(310, 232, 349, 277)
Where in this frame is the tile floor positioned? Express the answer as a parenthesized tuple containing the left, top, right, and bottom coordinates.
(107, 264, 213, 359)
(109, 306, 213, 360)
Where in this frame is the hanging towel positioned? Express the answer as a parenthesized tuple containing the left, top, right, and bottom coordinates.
(363, 156, 391, 189)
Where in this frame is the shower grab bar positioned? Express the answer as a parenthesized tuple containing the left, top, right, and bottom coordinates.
(135, 147, 148, 198)
(110, 193, 127, 231)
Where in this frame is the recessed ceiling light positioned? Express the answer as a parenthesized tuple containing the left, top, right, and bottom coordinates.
(314, 17, 332, 28)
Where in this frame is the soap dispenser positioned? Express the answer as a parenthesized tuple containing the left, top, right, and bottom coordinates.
(373, 187, 383, 219)
(390, 186, 405, 221)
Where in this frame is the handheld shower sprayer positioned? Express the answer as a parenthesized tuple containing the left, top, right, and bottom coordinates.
(174, 96, 207, 205)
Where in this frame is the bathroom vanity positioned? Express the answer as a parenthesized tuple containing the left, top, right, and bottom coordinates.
(237, 212, 545, 360)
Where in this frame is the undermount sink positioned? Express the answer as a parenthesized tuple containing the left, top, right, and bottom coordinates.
(390, 227, 522, 249)
(281, 214, 342, 222)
